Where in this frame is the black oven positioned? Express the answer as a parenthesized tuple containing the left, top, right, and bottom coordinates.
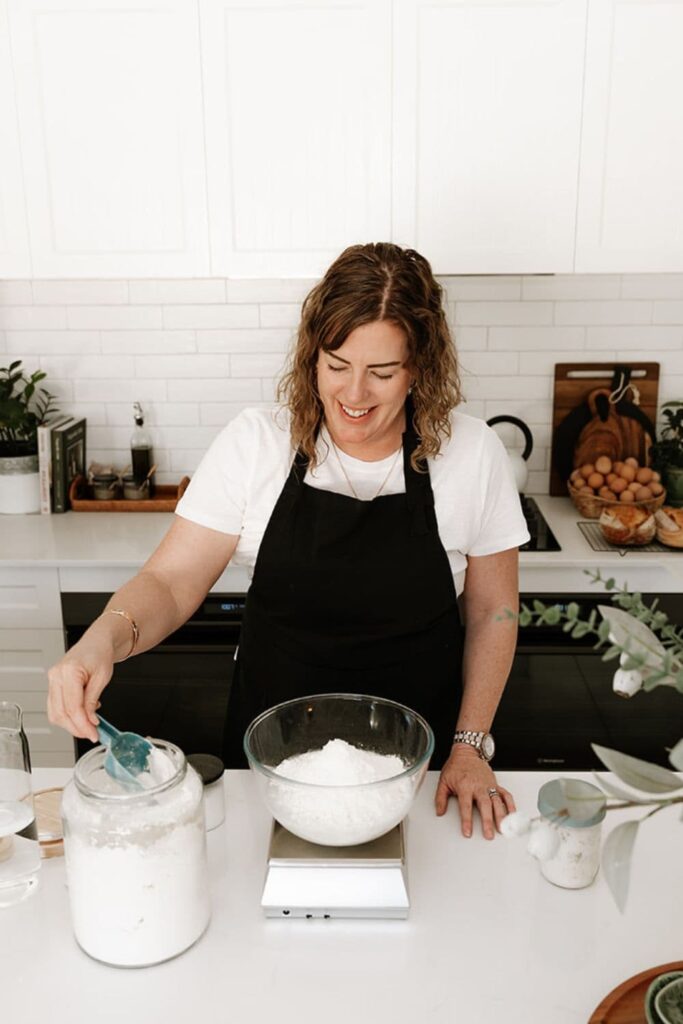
(63, 593, 246, 761)
(495, 592, 683, 770)
(64, 590, 682, 770)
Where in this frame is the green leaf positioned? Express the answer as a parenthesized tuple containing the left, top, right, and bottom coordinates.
(518, 609, 532, 627)
(591, 773, 654, 803)
(598, 606, 668, 673)
(601, 645, 622, 662)
(597, 619, 611, 642)
(543, 606, 561, 625)
(566, 602, 579, 620)
(571, 623, 590, 639)
(669, 738, 683, 772)
(605, 578, 616, 590)
(533, 600, 546, 615)
(602, 820, 639, 913)
(591, 744, 683, 794)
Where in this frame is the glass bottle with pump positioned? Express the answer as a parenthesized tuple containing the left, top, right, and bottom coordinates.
(130, 402, 155, 498)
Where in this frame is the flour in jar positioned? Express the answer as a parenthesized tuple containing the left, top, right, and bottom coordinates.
(266, 739, 415, 846)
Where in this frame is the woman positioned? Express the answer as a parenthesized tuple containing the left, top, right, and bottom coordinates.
(48, 243, 529, 840)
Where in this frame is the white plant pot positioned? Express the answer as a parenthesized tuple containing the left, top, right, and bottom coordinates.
(0, 454, 41, 514)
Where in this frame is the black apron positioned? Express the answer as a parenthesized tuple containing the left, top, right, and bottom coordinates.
(222, 408, 464, 769)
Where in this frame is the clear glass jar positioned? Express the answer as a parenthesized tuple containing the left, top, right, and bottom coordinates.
(0, 702, 40, 907)
(537, 778, 606, 889)
(61, 740, 210, 967)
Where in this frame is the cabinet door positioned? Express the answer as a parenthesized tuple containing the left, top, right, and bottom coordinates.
(393, 0, 587, 274)
(576, 0, 683, 272)
(201, 0, 391, 277)
(0, 629, 75, 768)
(0, 567, 61, 630)
(0, 0, 31, 277)
(8, 0, 209, 278)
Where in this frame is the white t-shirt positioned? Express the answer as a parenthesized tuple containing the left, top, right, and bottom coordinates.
(175, 407, 530, 596)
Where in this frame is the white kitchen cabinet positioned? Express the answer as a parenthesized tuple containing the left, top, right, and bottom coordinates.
(392, 0, 587, 274)
(0, 567, 62, 629)
(200, 0, 392, 277)
(7, 0, 209, 278)
(0, 630, 74, 767)
(0, 0, 31, 277)
(575, 0, 683, 272)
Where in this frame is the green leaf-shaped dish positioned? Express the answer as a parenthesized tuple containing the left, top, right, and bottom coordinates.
(645, 972, 683, 1024)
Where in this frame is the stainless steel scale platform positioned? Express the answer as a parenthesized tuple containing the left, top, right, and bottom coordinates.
(261, 820, 409, 919)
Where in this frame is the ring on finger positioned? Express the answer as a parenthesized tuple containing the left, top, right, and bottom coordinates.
(487, 787, 500, 799)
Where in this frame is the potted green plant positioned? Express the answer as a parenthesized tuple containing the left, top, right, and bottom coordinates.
(0, 360, 57, 514)
(649, 400, 683, 508)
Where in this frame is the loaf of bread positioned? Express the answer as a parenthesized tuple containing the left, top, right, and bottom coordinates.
(655, 506, 683, 548)
(599, 505, 656, 546)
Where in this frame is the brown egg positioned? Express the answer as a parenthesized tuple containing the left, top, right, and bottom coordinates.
(579, 486, 594, 495)
(606, 473, 618, 487)
(595, 455, 612, 475)
(611, 477, 628, 494)
(651, 470, 661, 482)
(599, 487, 617, 501)
(650, 481, 664, 496)
(628, 481, 642, 493)
(619, 464, 636, 482)
(580, 463, 595, 480)
(620, 489, 635, 502)
(587, 472, 605, 489)
(570, 469, 582, 482)
(625, 456, 639, 468)
(635, 486, 653, 501)
(613, 461, 624, 475)
(636, 467, 653, 484)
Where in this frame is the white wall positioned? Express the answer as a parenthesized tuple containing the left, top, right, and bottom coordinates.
(1, 273, 682, 494)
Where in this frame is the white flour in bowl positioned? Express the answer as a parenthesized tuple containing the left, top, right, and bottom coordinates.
(265, 739, 415, 846)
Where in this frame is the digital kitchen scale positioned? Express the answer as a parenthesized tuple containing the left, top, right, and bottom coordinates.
(261, 820, 409, 919)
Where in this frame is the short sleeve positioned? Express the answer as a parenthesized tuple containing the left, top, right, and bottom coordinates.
(175, 411, 255, 535)
(467, 427, 531, 557)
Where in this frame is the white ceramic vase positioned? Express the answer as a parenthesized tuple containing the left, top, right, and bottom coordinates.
(0, 454, 40, 514)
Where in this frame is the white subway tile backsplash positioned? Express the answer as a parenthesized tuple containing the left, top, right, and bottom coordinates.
(0, 281, 32, 304)
(455, 302, 553, 326)
(196, 328, 292, 354)
(129, 280, 225, 304)
(135, 354, 229, 379)
(5, 330, 100, 354)
(163, 305, 258, 330)
(522, 275, 620, 300)
(554, 300, 652, 325)
(230, 353, 288, 378)
(101, 330, 196, 354)
(441, 277, 521, 301)
(226, 279, 314, 303)
(67, 306, 162, 330)
(488, 326, 585, 350)
(0, 306, 67, 330)
(2, 273, 682, 497)
(32, 280, 128, 305)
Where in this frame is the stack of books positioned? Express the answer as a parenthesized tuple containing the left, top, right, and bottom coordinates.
(37, 415, 87, 514)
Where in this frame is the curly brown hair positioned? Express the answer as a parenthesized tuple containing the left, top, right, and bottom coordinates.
(277, 242, 462, 471)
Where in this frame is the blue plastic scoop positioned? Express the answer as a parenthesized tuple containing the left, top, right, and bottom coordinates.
(97, 716, 153, 790)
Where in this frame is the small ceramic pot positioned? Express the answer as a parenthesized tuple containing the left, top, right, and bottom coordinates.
(91, 474, 120, 500)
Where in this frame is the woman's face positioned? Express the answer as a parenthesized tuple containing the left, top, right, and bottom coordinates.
(316, 320, 413, 458)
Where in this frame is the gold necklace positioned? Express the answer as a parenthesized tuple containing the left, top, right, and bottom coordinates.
(329, 437, 402, 501)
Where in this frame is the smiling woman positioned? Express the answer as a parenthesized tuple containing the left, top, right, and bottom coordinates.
(47, 242, 530, 842)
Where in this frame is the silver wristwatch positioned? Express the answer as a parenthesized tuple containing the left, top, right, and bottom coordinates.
(452, 730, 495, 762)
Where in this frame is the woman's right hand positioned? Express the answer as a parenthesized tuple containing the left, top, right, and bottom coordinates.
(47, 637, 115, 744)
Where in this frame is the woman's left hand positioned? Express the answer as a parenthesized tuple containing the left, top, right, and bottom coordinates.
(435, 745, 516, 840)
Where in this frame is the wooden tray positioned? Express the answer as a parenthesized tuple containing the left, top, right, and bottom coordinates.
(550, 362, 660, 496)
(589, 961, 683, 1023)
(68, 474, 190, 512)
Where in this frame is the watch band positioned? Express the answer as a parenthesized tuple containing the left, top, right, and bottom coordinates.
(452, 729, 494, 761)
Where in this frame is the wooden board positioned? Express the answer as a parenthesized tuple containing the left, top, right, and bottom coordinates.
(68, 475, 190, 512)
(550, 363, 660, 495)
(589, 961, 683, 1023)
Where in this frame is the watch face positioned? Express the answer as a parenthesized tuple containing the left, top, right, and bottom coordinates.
(481, 734, 495, 760)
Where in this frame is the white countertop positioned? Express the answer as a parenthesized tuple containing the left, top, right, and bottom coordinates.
(1, 496, 683, 592)
(3, 768, 681, 1024)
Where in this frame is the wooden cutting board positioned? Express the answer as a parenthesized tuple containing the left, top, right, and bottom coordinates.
(589, 961, 683, 1023)
(550, 363, 660, 495)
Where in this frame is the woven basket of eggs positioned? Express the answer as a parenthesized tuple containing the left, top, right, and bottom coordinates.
(567, 455, 666, 520)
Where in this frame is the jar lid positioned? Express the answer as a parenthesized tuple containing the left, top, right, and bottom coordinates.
(537, 778, 606, 828)
(187, 753, 224, 786)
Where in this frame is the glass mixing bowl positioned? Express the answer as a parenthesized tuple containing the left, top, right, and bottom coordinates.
(244, 693, 434, 846)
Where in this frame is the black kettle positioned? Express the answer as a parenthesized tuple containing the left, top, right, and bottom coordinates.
(486, 416, 534, 493)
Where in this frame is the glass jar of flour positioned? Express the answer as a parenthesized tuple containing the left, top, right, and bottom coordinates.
(61, 740, 210, 967)
(536, 778, 606, 889)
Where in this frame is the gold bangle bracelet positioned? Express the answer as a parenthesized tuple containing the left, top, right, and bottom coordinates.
(106, 608, 140, 659)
